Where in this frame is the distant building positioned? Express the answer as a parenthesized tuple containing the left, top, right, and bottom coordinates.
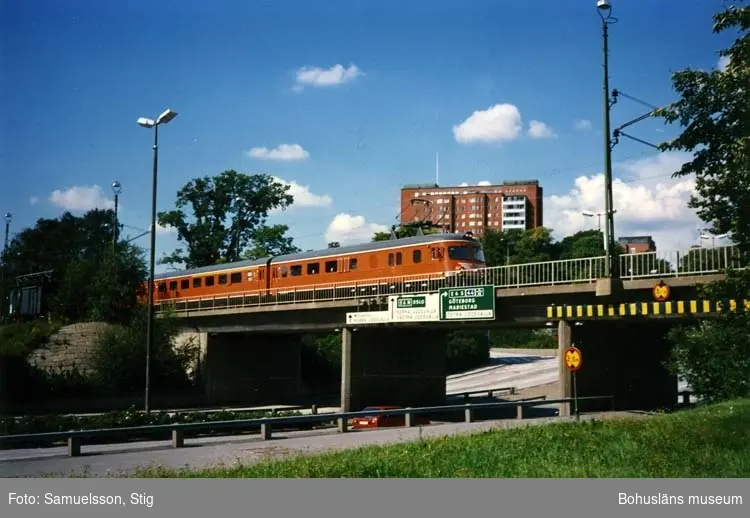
(617, 236, 656, 253)
(399, 180, 543, 236)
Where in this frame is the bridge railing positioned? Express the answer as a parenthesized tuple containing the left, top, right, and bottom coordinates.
(155, 245, 743, 313)
(618, 245, 747, 280)
(0, 395, 614, 457)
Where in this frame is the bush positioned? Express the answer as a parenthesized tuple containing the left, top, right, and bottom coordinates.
(89, 307, 199, 396)
(667, 269, 750, 403)
(0, 320, 61, 357)
(445, 330, 490, 373)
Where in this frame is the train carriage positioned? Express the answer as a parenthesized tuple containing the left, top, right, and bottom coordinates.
(147, 232, 486, 310)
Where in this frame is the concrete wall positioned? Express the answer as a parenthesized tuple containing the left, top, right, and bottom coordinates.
(559, 320, 677, 412)
(341, 327, 447, 411)
(201, 332, 303, 406)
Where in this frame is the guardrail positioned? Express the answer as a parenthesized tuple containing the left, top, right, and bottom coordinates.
(0, 396, 613, 457)
(154, 245, 744, 314)
(447, 386, 517, 400)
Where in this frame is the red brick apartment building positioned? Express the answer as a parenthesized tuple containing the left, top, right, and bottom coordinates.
(400, 180, 543, 236)
(617, 236, 656, 253)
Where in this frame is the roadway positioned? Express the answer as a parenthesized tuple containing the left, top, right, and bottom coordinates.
(0, 348, 691, 477)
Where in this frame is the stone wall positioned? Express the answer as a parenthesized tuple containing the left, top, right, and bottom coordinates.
(27, 322, 116, 375)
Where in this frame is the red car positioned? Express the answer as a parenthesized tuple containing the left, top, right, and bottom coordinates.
(351, 406, 431, 429)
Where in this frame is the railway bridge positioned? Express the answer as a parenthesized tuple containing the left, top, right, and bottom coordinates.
(155, 245, 747, 413)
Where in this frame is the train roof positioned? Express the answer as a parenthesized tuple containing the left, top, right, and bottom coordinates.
(153, 232, 479, 280)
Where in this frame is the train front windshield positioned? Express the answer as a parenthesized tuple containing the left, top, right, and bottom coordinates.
(448, 245, 485, 264)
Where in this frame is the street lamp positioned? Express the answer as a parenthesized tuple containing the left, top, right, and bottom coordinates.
(700, 232, 729, 248)
(111, 181, 122, 253)
(1, 212, 11, 318)
(598, 0, 619, 277)
(582, 209, 616, 253)
(137, 108, 178, 413)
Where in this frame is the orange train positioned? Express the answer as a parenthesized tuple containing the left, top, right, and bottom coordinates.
(147, 232, 486, 305)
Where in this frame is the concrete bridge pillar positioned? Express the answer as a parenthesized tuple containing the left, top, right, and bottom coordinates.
(340, 327, 447, 412)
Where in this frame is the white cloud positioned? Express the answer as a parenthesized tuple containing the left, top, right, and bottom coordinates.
(453, 103, 522, 144)
(49, 185, 114, 211)
(325, 213, 388, 245)
(477, 180, 491, 186)
(544, 151, 702, 251)
(29, 197, 39, 205)
(527, 120, 557, 139)
(718, 55, 730, 72)
(294, 64, 363, 89)
(151, 222, 177, 234)
(271, 176, 332, 209)
(575, 119, 592, 130)
(247, 144, 310, 161)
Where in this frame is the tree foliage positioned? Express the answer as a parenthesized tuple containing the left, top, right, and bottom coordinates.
(0, 210, 146, 323)
(158, 170, 295, 268)
(373, 223, 441, 242)
(242, 224, 300, 261)
(654, 2, 750, 253)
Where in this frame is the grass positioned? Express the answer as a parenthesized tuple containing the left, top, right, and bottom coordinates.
(132, 399, 750, 478)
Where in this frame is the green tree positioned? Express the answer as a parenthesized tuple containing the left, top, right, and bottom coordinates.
(654, 2, 750, 253)
(242, 224, 300, 260)
(481, 229, 518, 267)
(373, 223, 441, 242)
(0, 209, 146, 323)
(158, 171, 295, 268)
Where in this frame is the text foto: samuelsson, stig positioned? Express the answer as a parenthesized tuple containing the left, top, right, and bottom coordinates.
(9, 493, 154, 508)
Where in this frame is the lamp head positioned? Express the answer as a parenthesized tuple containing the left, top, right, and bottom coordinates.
(137, 117, 155, 128)
(4, 212, 11, 223)
(112, 180, 122, 195)
(597, 0, 611, 10)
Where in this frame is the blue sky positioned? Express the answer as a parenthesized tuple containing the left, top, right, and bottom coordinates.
(0, 0, 737, 273)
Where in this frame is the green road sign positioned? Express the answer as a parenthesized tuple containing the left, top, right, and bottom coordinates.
(396, 295, 426, 309)
(439, 285, 495, 321)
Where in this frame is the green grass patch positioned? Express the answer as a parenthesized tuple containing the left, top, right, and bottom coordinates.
(133, 399, 750, 478)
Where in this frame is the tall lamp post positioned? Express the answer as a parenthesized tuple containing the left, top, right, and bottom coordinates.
(1, 212, 11, 319)
(137, 108, 178, 413)
(598, 0, 618, 277)
(111, 180, 122, 254)
(582, 209, 617, 253)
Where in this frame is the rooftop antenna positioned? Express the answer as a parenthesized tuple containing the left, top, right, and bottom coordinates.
(435, 152, 439, 186)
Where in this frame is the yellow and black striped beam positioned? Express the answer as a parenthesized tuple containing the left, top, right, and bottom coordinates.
(546, 299, 750, 320)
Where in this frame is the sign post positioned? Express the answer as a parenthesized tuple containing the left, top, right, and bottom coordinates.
(564, 345, 582, 420)
(438, 285, 495, 321)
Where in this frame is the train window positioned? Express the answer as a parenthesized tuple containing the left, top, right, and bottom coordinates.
(431, 247, 443, 260)
(413, 250, 422, 263)
(218, 274, 228, 285)
(349, 258, 358, 270)
(181, 279, 189, 290)
(205, 276, 215, 287)
(396, 252, 402, 265)
(193, 278, 202, 288)
(158, 283, 166, 293)
(448, 246, 474, 261)
(169, 281, 178, 290)
(290, 265, 302, 276)
(230, 272, 242, 283)
(259, 270, 264, 280)
(307, 262, 320, 275)
(247, 271, 254, 281)
(325, 260, 337, 273)
(388, 253, 395, 266)
(281, 266, 289, 277)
